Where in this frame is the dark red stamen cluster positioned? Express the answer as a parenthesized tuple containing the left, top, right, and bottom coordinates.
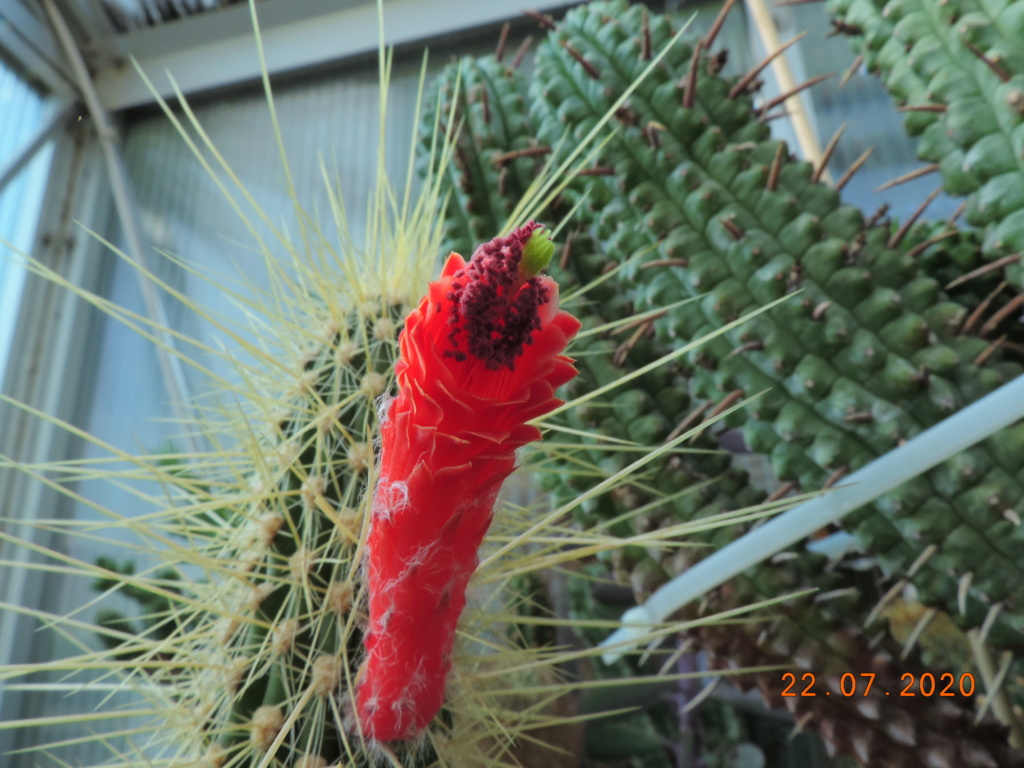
(445, 223, 552, 370)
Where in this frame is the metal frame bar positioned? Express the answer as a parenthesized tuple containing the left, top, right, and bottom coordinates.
(93, 0, 574, 110)
(43, 0, 202, 457)
(0, 0, 76, 96)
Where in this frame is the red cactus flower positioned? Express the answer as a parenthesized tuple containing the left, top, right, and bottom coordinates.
(356, 222, 581, 742)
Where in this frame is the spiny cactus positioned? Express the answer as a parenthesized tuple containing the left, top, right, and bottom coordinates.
(829, 0, 1024, 286)
(14, 239, 590, 767)
(199, 302, 396, 766)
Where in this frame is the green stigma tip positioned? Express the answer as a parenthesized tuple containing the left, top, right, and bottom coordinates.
(521, 227, 556, 277)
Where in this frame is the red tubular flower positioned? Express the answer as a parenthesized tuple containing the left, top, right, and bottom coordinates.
(356, 222, 580, 742)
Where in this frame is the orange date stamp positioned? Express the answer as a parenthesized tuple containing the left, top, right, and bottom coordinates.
(781, 671, 976, 698)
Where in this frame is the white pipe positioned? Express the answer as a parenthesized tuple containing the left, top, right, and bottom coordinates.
(601, 372, 1024, 663)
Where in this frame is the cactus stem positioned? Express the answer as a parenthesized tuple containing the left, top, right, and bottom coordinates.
(522, 9, 555, 31)
(720, 213, 744, 240)
(664, 400, 712, 443)
(844, 410, 874, 423)
(495, 21, 510, 62)
(682, 40, 703, 109)
(906, 228, 958, 259)
(945, 252, 1021, 289)
(874, 162, 940, 192)
(980, 293, 1024, 337)
(563, 41, 601, 79)
(766, 142, 785, 191)
(838, 53, 863, 88)
(703, 0, 737, 50)
(511, 35, 533, 69)
(823, 465, 849, 488)
(640, 7, 651, 61)
(963, 40, 1012, 83)
(491, 145, 552, 165)
(728, 32, 807, 98)
(811, 124, 845, 183)
(766, 481, 796, 502)
(898, 606, 938, 660)
(887, 187, 942, 249)
(896, 103, 947, 113)
(962, 282, 1007, 335)
(728, 340, 764, 357)
(834, 145, 874, 192)
(973, 336, 1007, 366)
(755, 72, 832, 116)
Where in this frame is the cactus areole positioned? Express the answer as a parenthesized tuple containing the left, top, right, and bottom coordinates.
(356, 223, 580, 741)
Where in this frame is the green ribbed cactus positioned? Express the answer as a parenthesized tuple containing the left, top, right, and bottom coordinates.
(829, 0, 1024, 285)
(429, 56, 538, 257)
(422, 0, 1024, 647)
(526, 0, 1024, 647)
(417, 1, 1024, 762)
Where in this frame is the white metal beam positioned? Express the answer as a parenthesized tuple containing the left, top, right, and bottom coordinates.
(43, 0, 203, 457)
(0, 0, 76, 96)
(93, 0, 575, 110)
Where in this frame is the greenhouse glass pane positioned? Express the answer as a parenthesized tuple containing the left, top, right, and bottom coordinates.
(0, 63, 54, 389)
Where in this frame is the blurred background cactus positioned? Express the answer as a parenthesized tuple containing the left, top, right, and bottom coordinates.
(418, 0, 1024, 764)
